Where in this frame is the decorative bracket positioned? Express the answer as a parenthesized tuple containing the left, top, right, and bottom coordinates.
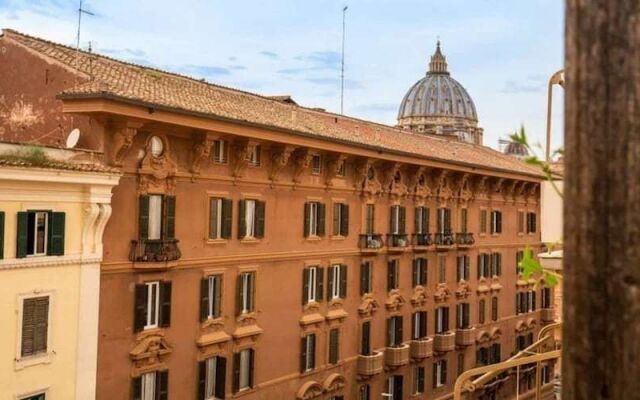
(268, 144, 295, 182)
(291, 147, 314, 184)
(324, 153, 347, 187)
(230, 139, 251, 178)
(110, 121, 143, 166)
(190, 131, 217, 175)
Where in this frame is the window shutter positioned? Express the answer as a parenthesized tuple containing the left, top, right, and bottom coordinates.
(465, 257, 470, 280)
(248, 272, 256, 312)
(159, 281, 172, 327)
(132, 377, 142, 400)
(209, 198, 219, 239)
(327, 266, 334, 301)
(16, 212, 29, 258)
(316, 267, 324, 301)
(134, 284, 147, 333)
(367, 204, 375, 234)
(361, 321, 371, 355)
(329, 329, 339, 364)
(461, 208, 468, 233)
(444, 307, 449, 331)
(397, 316, 404, 344)
(339, 265, 347, 298)
(156, 370, 169, 400)
(303, 203, 310, 238)
(317, 203, 325, 237)
(420, 311, 427, 338)
(432, 362, 438, 388)
(232, 352, 240, 393)
(532, 291, 537, 310)
(300, 337, 307, 372)
(248, 349, 255, 388)
(479, 299, 485, 324)
(138, 196, 150, 240)
(496, 253, 502, 276)
(423, 208, 430, 233)
(200, 278, 209, 322)
(309, 334, 316, 370)
(389, 206, 395, 233)
(213, 277, 221, 318)
(360, 262, 368, 296)
(333, 203, 340, 236)
(215, 357, 226, 399)
(198, 360, 206, 400)
(21, 298, 36, 356)
(341, 204, 349, 236)
(0, 211, 4, 259)
(302, 268, 310, 305)
(412, 259, 418, 287)
(254, 201, 265, 238)
(388, 261, 395, 291)
(442, 360, 448, 385)
(235, 276, 243, 316)
(222, 199, 233, 239)
(237, 200, 246, 239)
(496, 211, 502, 233)
(414, 207, 420, 233)
(163, 196, 176, 240)
(399, 206, 406, 234)
(386, 318, 393, 346)
(480, 210, 487, 234)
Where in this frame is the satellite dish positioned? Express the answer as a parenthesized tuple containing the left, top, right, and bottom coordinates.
(66, 128, 80, 148)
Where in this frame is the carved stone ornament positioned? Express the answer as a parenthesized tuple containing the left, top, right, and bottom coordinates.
(490, 327, 502, 340)
(490, 276, 503, 292)
(323, 373, 346, 393)
(291, 147, 314, 184)
(456, 173, 473, 205)
(491, 178, 506, 201)
(385, 289, 406, 311)
(518, 181, 531, 204)
(524, 183, 539, 205)
(477, 277, 491, 295)
(296, 381, 324, 400)
(196, 318, 231, 360)
(130, 330, 172, 377)
(435, 170, 454, 204)
(474, 176, 490, 201)
(433, 283, 451, 303)
(506, 180, 519, 204)
(324, 153, 347, 187)
(232, 312, 263, 347)
(358, 294, 379, 317)
(110, 121, 143, 166)
(378, 162, 400, 192)
(138, 134, 178, 195)
(326, 299, 348, 324)
(476, 330, 491, 344)
(410, 285, 428, 307)
(268, 144, 295, 182)
(352, 157, 370, 190)
(230, 139, 251, 178)
(455, 280, 472, 299)
(388, 167, 409, 200)
(190, 132, 217, 174)
(406, 166, 431, 200)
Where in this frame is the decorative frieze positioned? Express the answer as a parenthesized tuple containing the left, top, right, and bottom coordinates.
(130, 330, 172, 377)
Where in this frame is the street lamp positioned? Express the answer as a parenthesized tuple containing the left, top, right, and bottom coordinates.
(545, 69, 565, 162)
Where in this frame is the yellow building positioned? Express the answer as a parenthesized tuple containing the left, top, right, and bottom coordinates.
(0, 144, 120, 400)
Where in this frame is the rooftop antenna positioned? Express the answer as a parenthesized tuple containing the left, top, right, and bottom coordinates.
(340, 5, 348, 114)
(76, 0, 94, 51)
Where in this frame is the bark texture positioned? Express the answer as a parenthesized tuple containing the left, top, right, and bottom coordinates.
(564, 0, 640, 399)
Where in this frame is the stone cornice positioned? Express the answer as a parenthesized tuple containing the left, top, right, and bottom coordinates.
(0, 253, 103, 270)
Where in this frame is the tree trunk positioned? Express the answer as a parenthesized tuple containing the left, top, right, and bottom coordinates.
(564, 1, 640, 399)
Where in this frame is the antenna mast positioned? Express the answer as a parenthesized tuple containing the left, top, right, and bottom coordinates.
(340, 5, 348, 114)
(76, 0, 95, 50)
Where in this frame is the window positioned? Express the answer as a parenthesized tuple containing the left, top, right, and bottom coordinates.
(412, 258, 428, 287)
(389, 205, 406, 234)
(490, 210, 502, 234)
(438, 255, 447, 283)
(238, 199, 265, 239)
(360, 261, 372, 295)
(435, 307, 449, 334)
(233, 348, 255, 392)
(476, 347, 489, 366)
(200, 275, 222, 321)
(246, 144, 261, 166)
(20, 296, 49, 357)
(456, 255, 470, 281)
(360, 321, 371, 355)
(365, 204, 375, 234)
(437, 207, 452, 234)
(433, 359, 447, 388)
(198, 356, 226, 400)
(527, 212, 537, 233)
(359, 384, 370, 400)
(304, 201, 325, 237)
(21, 394, 45, 400)
(477, 344, 501, 366)
(387, 375, 403, 400)
(490, 252, 502, 276)
(491, 296, 498, 321)
(478, 299, 486, 324)
(237, 272, 255, 315)
(303, 266, 323, 304)
(479, 209, 487, 234)
(460, 208, 468, 233)
(311, 154, 322, 174)
(457, 353, 465, 376)
(490, 343, 501, 364)
(542, 364, 552, 384)
(412, 311, 427, 340)
(16, 210, 65, 258)
(387, 315, 403, 347)
(541, 287, 552, 308)
(456, 303, 470, 329)
(138, 195, 175, 242)
(387, 259, 399, 291)
(414, 206, 429, 234)
(213, 139, 228, 163)
(134, 281, 171, 332)
(209, 198, 232, 239)
(477, 253, 490, 279)
(328, 328, 340, 364)
(413, 366, 425, 394)
(516, 250, 524, 274)
(332, 203, 349, 236)
(528, 290, 536, 312)
(517, 211, 525, 233)
(328, 264, 347, 299)
(300, 334, 316, 372)
(132, 370, 169, 400)
(516, 290, 536, 315)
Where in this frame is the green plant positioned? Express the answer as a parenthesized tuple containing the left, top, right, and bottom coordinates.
(0, 146, 50, 166)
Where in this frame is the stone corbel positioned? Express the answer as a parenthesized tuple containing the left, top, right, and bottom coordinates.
(525, 183, 539, 204)
(268, 144, 295, 182)
(130, 330, 173, 377)
(94, 204, 112, 256)
(385, 289, 406, 311)
(230, 139, 251, 178)
(352, 157, 371, 190)
(324, 153, 347, 187)
(378, 161, 400, 192)
(410, 285, 428, 307)
(434, 169, 453, 205)
(81, 203, 100, 256)
(491, 178, 506, 201)
(190, 131, 218, 175)
(474, 176, 490, 200)
(110, 121, 143, 166)
(506, 180, 519, 204)
(455, 280, 472, 299)
(358, 293, 379, 317)
(455, 173, 473, 205)
(291, 147, 314, 184)
(433, 283, 451, 302)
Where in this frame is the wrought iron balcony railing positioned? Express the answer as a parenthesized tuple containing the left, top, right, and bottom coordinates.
(456, 232, 475, 246)
(387, 233, 409, 248)
(359, 234, 384, 250)
(434, 232, 455, 246)
(129, 239, 181, 262)
(412, 233, 433, 247)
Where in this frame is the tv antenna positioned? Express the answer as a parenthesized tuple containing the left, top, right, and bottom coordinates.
(340, 5, 348, 114)
(76, 0, 95, 51)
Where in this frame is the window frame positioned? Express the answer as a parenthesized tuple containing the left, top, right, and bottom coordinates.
(213, 139, 228, 164)
(16, 292, 53, 365)
(490, 210, 502, 234)
(311, 154, 322, 175)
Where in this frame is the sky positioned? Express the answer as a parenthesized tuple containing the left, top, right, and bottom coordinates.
(0, 0, 565, 152)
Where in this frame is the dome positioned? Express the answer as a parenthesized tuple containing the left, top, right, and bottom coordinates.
(503, 142, 530, 159)
(398, 42, 477, 121)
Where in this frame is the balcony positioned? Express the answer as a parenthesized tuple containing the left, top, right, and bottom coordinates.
(434, 232, 455, 250)
(455, 327, 476, 346)
(412, 233, 433, 251)
(541, 308, 556, 323)
(386, 233, 409, 253)
(385, 344, 410, 367)
(433, 331, 456, 352)
(129, 239, 181, 266)
(410, 338, 433, 360)
(357, 351, 384, 376)
(359, 234, 384, 254)
(455, 232, 475, 248)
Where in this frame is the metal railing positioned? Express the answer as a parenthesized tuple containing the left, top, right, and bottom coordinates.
(386, 233, 409, 248)
(359, 234, 384, 250)
(456, 232, 475, 246)
(412, 233, 433, 246)
(434, 232, 455, 246)
(129, 239, 181, 262)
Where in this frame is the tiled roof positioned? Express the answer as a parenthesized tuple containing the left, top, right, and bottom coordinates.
(0, 157, 120, 173)
(1, 29, 543, 178)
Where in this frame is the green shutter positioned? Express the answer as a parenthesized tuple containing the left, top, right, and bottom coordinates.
(339, 264, 347, 298)
(255, 201, 265, 238)
(235, 275, 243, 316)
(222, 199, 233, 239)
(138, 196, 150, 240)
(200, 278, 209, 322)
(399, 206, 406, 234)
(134, 284, 147, 333)
(302, 268, 310, 305)
(332, 203, 340, 236)
(209, 198, 218, 239)
(316, 267, 324, 301)
(198, 360, 206, 400)
(16, 211, 29, 258)
(317, 203, 325, 237)
(303, 203, 310, 238)
(159, 281, 172, 327)
(0, 211, 4, 259)
(156, 370, 169, 400)
(47, 212, 65, 256)
(238, 200, 246, 239)
(300, 336, 307, 372)
(232, 352, 240, 393)
(423, 208, 430, 233)
(327, 266, 334, 301)
(163, 196, 176, 240)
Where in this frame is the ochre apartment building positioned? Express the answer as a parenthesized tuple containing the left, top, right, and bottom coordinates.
(0, 29, 556, 400)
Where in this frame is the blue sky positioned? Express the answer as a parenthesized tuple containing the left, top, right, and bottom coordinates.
(0, 0, 564, 151)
